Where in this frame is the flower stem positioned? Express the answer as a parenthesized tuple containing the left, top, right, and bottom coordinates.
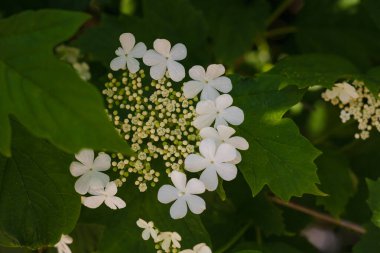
(265, 26, 297, 38)
(214, 220, 253, 253)
(266, 0, 295, 26)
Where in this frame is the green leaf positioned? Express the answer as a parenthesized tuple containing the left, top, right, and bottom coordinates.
(366, 178, 380, 228)
(0, 122, 81, 248)
(232, 75, 324, 200)
(315, 152, 356, 217)
(0, 10, 131, 156)
(363, 0, 380, 31)
(264, 54, 358, 89)
(362, 66, 380, 94)
(353, 224, 380, 253)
(234, 251, 262, 253)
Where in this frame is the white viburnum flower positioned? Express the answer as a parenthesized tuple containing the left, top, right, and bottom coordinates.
(157, 171, 206, 219)
(110, 33, 147, 73)
(136, 218, 158, 241)
(157, 231, 182, 251)
(193, 94, 244, 129)
(70, 149, 111, 195)
(82, 181, 126, 210)
(70, 149, 110, 195)
(185, 139, 237, 191)
(143, 38, 187, 82)
(54, 234, 73, 253)
(179, 243, 212, 253)
(73, 62, 91, 81)
(183, 64, 232, 100)
(323, 81, 359, 104)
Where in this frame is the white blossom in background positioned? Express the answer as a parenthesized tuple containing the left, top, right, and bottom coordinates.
(110, 33, 147, 73)
(56, 45, 80, 64)
(184, 64, 232, 100)
(157, 231, 182, 252)
(54, 234, 73, 253)
(193, 94, 244, 129)
(136, 218, 158, 241)
(73, 62, 91, 81)
(179, 243, 212, 253)
(69, 149, 111, 195)
(82, 181, 126, 209)
(158, 171, 206, 219)
(322, 81, 359, 104)
(143, 38, 187, 82)
(185, 139, 237, 191)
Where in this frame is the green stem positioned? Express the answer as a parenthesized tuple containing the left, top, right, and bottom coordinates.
(255, 227, 263, 245)
(266, 0, 295, 26)
(215, 220, 253, 253)
(265, 26, 297, 38)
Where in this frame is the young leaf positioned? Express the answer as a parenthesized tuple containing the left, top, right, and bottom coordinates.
(366, 178, 380, 228)
(0, 10, 131, 157)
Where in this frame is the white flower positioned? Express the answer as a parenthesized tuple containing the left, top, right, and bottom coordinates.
(82, 181, 126, 210)
(136, 218, 158, 241)
(110, 33, 147, 73)
(185, 139, 237, 191)
(323, 82, 359, 104)
(157, 231, 182, 251)
(143, 38, 187, 82)
(193, 94, 244, 129)
(73, 62, 91, 81)
(157, 171, 206, 219)
(179, 243, 212, 253)
(56, 45, 80, 64)
(54, 234, 73, 253)
(183, 64, 232, 100)
(70, 149, 111, 195)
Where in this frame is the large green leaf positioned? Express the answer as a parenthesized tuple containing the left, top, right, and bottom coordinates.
(353, 224, 380, 253)
(232, 75, 323, 200)
(366, 178, 380, 228)
(0, 10, 130, 157)
(0, 123, 81, 248)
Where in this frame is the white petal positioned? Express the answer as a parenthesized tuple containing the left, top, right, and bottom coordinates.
(119, 33, 135, 53)
(200, 167, 218, 191)
(69, 161, 88, 177)
(184, 154, 209, 172)
(142, 229, 151, 240)
(126, 56, 140, 74)
(199, 139, 216, 161)
(215, 94, 233, 110)
(222, 106, 244, 125)
(170, 198, 188, 219)
(196, 100, 217, 115)
(183, 81, 204, 98)
(200, 85, 220, 100)
(210, 76, 232, 93)
(199, 127, 220, 140)
(170, 43, 187, 61)
(161, 237, 171, 252)
(93, 152, 111, 171)
(143, 50, 165, 66)
(205, 64, 225, 80)
(110, 56, 127, 71)
(115, 47, 124, 56)
(62, 235, 73, 244)
(83, 195, 106, 209)
(230, 150, 242, 164)
(227, 136, 249, 150)
(185, 178, 206, 194)
(150, 62, 167, 80)
(136, 218, 148, 228)
(74, 173, 92, 195)
(158, 185, 179, 203)
(129, 42, 146, 58)
(167, 60, 185, 82)
(105, 196, 126, 209)
(214, 143, 236, 163)
(217, 125, 235, 140)
(105, 181, 117, 196)
(216, 163, 237, 181)
(154, 38, 171, 57)
(75, 149, 94, 167)
(193, 114, 216, 129)
(185, 195, 206, 214)
(189, 65, 206, 81)
(170, 171, 187, 192)
(195, 243, 212, 253)
(89, 171, 110, 191)
(214, 115, 228, 127)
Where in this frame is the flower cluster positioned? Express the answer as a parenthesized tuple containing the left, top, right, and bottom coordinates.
(137, 218, 212, 253)
(56, 45, 91, 81)
(322, 80, 380, 140)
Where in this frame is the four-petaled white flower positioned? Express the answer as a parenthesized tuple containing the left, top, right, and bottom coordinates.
(136, 218, 158, 241)
(70, 149, 111, 195)
(193, 94, 244, 129)
(324, 82, 359, 104)
(54, 234, 73, 253)
(157, 231, 182, 252)
(110, 33, 147, 73)
(143, 38, 187, 82)
(184, 64, 232, 100)
(200, 125, 249, 164)
(185, 139, 237, 191)
(158, 171, 206, 219)
(179, 243, 212, 253)
(82, 181, 126, 209)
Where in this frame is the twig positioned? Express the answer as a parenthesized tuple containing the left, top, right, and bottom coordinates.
(266, 0, 295, 26)
(269, 196, 366, 234)
(265, 26, 297, 38)
(214, 220, 253, 253)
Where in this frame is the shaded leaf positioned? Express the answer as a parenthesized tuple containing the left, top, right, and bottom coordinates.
(366, 178, 380, 228)
(353, 224, 380, 253)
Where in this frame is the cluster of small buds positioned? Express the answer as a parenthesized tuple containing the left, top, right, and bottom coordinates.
(137, 218, 212, 253)
(322, 80, 380, 140)
(55, 45, 91, 81)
